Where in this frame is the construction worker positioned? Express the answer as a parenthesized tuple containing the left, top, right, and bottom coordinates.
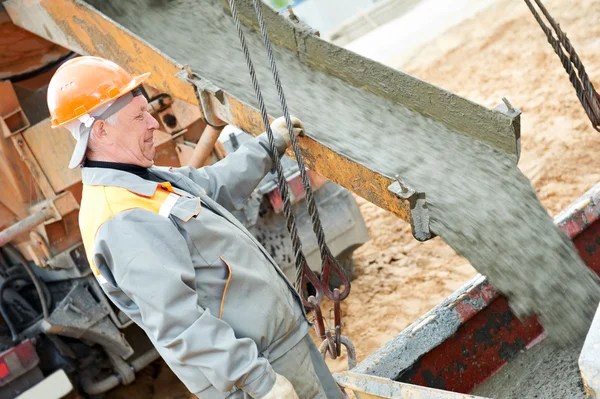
(47, 56, 345, 399)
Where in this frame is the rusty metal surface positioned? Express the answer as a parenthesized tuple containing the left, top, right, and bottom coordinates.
(30, 191, 79, 222)
(0, 207, 54, 247)
(0, 190, 81, 257)
(555, 183, 600, 276)
(0, 9, 71, 80)
(0, 120, 41, 220)
(354, 181, 600, 394)
(10, 132, 55, 199)
(352, 275, 507, 383)
(0, 80, 30, 135)
(555, 183, 600, 238)
(0, 80, 21, 120)
(580, 302, 600, 398)
(22, 119, 82, 193)
(154, 130, 185, 168)
(336, 372, 489, 399)
(397, 296, 543, 393)
(5, 0, 198, 106)
(0, 204, 17, 230)
(43, 210, 82, 255)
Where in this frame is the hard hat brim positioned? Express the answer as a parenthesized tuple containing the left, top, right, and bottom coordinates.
(52, 72, 151, 128)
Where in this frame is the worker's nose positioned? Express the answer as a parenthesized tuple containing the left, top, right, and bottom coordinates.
(147, 114, 160, 130)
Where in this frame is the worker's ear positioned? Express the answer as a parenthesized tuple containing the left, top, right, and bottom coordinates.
(91, 120, 108, 140)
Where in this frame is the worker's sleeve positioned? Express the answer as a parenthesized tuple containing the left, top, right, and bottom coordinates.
(95, 209, 276, 397)
(176, 132, 287, 211)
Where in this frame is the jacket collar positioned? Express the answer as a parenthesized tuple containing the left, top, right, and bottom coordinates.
(81, 166, 176, 197)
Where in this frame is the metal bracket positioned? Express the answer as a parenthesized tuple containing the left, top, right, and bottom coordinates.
(106, 350, 136, 386)
(494, 97, 522, 163)
(177, 66, 230, 128)
(29, 191, 79, 224)
(41, 280, 134, 359)
(388, 176, 433, 242)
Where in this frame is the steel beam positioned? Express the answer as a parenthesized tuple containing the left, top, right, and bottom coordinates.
(4, 0, 519, 237)
(4, 0, 416, 225)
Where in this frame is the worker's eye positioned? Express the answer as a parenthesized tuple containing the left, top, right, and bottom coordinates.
(135, 114, 144, 121)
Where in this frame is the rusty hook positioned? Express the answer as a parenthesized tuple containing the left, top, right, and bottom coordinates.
(299, 261, 324, 308)
(333, 289, 342, 356)
(308, 296, 326, 340)
(321, 254, 351, 301)
(319, 335, 357, 370)
(324, 329, 337, 360)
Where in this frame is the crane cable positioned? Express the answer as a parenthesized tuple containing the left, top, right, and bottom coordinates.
(524, 0, 600, 131)
(226, 0, 355, 367)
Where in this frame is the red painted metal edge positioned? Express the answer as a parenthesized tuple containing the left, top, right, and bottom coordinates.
(354, 182, 600, 393)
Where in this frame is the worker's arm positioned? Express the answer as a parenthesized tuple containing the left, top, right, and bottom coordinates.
(176, 116, 304, 212)
(94, 210, 276, 397)
(187, 124, 226, 169)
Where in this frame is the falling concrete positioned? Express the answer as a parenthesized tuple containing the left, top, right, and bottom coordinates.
(84, 0, 600, 343)
(472, 339, 586, 398)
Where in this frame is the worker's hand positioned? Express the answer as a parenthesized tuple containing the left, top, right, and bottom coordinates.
(260, 373, 299, 399)
(270, 115, 304, 147)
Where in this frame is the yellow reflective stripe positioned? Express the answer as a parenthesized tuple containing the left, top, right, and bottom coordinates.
(79, 184, 176, 276)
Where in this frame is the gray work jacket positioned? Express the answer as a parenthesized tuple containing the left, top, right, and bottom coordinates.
(81, 133, 310, 398)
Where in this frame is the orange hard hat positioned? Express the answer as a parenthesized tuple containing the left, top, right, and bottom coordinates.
(47, 56, 150, 128)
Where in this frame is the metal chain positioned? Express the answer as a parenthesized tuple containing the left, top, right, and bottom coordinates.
(524, 0, 600, 131)
(226, 0, 309, 287)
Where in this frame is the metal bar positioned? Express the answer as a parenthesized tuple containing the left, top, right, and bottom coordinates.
(335, 371, 490, 399)
(81, 348, 160, 395)
(10, 133, 55, 199)
(0, 207, 54, 247)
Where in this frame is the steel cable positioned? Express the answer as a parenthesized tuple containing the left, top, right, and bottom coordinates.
(226, 0, 309, 290)
(524, 0, 600, 131)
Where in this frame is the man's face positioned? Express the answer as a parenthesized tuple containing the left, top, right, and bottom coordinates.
(101, 95, 160, 167)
